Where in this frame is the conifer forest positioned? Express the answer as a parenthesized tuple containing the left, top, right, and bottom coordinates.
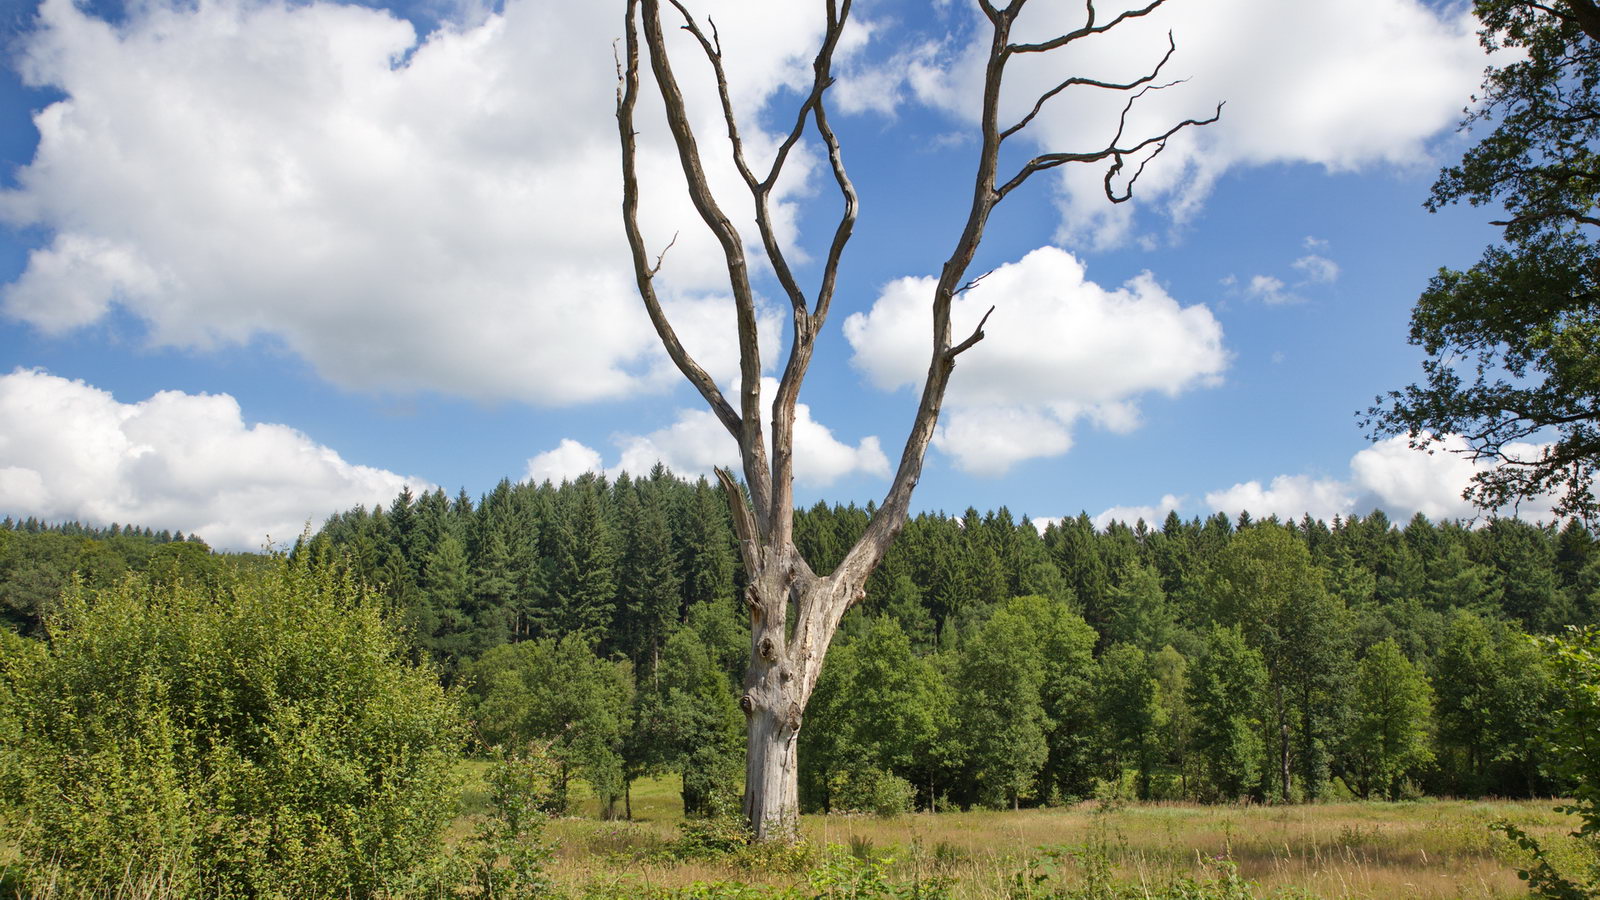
(5, 468, 1595, 815)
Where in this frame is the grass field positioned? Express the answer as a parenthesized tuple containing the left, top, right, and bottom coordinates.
(1, 767, 1587, 897)
(507, 772, 1591, 899)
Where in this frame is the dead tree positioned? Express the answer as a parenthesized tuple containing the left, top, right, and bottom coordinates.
(616, 0, 1218, 841)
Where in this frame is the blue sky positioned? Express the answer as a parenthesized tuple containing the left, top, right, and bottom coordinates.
(0, 0, 1542, 550)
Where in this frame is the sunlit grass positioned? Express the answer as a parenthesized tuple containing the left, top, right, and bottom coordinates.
(2, 765, 1588, 897)
(530, 776, 1587, 899)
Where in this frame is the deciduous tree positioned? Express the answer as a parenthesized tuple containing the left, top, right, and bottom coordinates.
(1369, 0, 1600, 522)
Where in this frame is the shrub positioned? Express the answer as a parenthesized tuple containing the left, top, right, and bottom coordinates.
(0, 555, 465, 897)
(671, 815, 752, 860)
(827, 767, 915, 818)
(1492, 625, 1600, 898)
(444, 742, 559, 899)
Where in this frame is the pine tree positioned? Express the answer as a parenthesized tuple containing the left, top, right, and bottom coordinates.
(419, 533, 474, 674)
(677, 478, 735, 608)
(1104, 561, 1174, 652)
(549, 481, 618, 639)
(615, 477, 681, 668)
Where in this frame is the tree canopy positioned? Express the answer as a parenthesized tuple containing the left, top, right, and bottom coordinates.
(1370, 0, 1600, 522)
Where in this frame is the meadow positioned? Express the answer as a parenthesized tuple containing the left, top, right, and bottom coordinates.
(470, 771, 1590, 899)
(0, 764, 1585, 898)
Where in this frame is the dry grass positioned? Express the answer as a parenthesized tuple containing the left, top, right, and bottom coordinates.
(1, 768, 1586, 897)
(526, 774, 1588, 898)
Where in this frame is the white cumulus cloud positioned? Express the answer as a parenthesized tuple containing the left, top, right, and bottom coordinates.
(0, 0, 817, 404)
(843, 246, 1227, 475)
(1204, 474, 1358, 523)
(525, 438, 605, 485)
(861, 0, 1482, 247)
(1201, 434, 1562, 523)
(0, 369, 426, 550)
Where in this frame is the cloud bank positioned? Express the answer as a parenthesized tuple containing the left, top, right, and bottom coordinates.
(1092, 434, 1561, 527)
(844, 246, 1228, 475)
(0, 369, 425, 550)
(1, 0, 811, 404)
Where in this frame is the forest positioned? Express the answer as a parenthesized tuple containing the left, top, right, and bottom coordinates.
(6, 466, 1593, 820)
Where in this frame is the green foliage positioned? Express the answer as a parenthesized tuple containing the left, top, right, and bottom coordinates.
(1206, 524, 1349, 800)
(671, 815, 754, 860)
(1548, 625, 1600, 835)
(456, 744, 560, 899)
(1433, 611, 1558, 795)
(802, 616, 950, 813)
(1344, 639, 1435, 800)
(0, 556, 465, 897)
(1187, 626, 1268, 800)
(826, 767, 916, 818)
(462, 635, 634, 818)
(1094, 643, 1162, 800)
(1489, 624, 1600, 897)
(1492, 820, 1597, 900)
(804, 845, 955, 900)
(644, 624, 744, 818)
(955, 598, 1051, 808)
(1369, 0, 1600, 521)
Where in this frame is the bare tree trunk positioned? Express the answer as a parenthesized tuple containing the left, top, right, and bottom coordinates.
(615, 0, 1218, 842)
(743, 689, 801, 838)
(1277, 682, 1291, 802)
(733, 558, 859, 841)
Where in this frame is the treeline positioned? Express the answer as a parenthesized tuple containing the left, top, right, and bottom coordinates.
(0, 518, 227, 634)
(289, 468, 1598, 814)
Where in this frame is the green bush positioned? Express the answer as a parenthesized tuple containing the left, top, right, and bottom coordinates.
(671, 815, 752, 860)
(1492, 626, 1600, 898)
(827, 767, 915, 818)
(0, 556, 465, 897)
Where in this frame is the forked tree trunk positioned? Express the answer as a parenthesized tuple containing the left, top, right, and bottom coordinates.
(733, 554, 860, 841)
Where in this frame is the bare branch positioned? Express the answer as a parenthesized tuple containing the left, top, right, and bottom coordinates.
(714, 466, 762, 573)
(766, 0, 856, 544)
(1009, 0, 1167, 53)
(634, 0, 772, 534)
(808, 80, 859, 325)
(666, 1, 760, 191)
(1000, 33, 1177, 140)
(949, 305, 996, 359)
(648, 231, 679, 276)
(997, 93, 1222, 201)
(616, 0, 739, 436)
(958, 268, 996, 295)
